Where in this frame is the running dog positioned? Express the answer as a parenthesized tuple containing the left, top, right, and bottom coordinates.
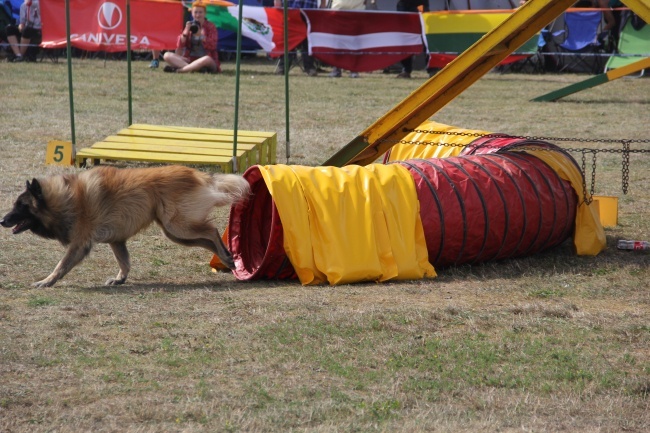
(0, 165, 250, 287)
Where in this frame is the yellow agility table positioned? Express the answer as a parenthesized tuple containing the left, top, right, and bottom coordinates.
(75, 124, 277, 173)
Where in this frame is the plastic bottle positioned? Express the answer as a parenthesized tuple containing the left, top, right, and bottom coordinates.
(617, 240, 650, 251)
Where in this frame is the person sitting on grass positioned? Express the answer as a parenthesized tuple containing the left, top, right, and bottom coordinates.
(162, 1, 220, 73)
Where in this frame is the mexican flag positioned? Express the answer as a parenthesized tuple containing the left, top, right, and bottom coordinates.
(206, 5, 307, 56)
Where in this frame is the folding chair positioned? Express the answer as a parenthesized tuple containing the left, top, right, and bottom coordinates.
(605, 13, 650, 77)
(557, 11, 606, 74)
(496, 33, 544, 74)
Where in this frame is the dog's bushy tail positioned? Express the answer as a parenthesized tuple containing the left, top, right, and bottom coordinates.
(212, 174, 251, 206)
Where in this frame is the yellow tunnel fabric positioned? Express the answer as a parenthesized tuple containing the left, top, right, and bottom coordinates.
(386, 120, 491, 162)
(258, 164, 437, 285)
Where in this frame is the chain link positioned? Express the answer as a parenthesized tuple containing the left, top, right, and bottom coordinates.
(622, 141, 630, 195)
(590, 150, 597, 199)
(580, 152, 591, 204)
(407, 129, 650, 146)
(384, 130, 650, 197)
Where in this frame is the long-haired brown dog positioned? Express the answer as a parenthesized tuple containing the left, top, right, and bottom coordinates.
(0, 165, 250, 287)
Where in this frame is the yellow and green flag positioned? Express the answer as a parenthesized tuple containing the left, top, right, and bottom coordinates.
(421, 10, 539, 68)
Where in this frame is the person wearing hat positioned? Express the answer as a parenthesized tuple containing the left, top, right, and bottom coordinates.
(162, 1, 220, 73)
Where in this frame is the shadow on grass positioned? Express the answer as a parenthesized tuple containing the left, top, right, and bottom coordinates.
(81, 277, 298, 294)
(554, 98, 650, 105)
(79, 236, 647, 293)
(430, 235, 649, 283)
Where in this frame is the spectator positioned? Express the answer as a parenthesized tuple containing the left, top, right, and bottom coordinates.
(607, 0, 625, 41)
(574, 0, 616, 32)
(1, 1, 15, 49)
(162, 1, 220, 73)
(328, 0, 366, 78)
(5, 0, 40, 62)
(150, 50, 161, 68)
(274, 0, 325, 77)
(395, 0, 427, 78)
(150, 1, 192, 68)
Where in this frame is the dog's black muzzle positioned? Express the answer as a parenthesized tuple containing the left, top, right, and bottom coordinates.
(0, 213, 30, 233)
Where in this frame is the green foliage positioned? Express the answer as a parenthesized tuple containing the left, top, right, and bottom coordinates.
(27, 297, 57, 307)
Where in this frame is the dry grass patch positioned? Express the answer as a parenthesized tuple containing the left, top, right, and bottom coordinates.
(0, 58, 648, 432)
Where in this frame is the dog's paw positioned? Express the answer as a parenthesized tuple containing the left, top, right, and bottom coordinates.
(105, 277, 126, 286)
(33, 279, 55, 288)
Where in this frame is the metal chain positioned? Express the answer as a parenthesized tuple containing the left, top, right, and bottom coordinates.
(385, 130, 650, 197)
(622, 141, 630, 195)
(407, 129, 650, 146)
(590, 150, 597, 198)
(580, 151, 591, 205)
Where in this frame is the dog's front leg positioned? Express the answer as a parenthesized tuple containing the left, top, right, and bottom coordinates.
(33, 242, 93, 288)
(106, 241, 130, 285)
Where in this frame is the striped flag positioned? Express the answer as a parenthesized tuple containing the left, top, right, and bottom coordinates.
(206, 5, 306, 56)
(421, 11, 539, 69)
(302, 10, 424, 72)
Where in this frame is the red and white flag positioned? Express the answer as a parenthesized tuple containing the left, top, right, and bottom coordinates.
(302, 9, 424, 72)
(41, 0, 183, 52)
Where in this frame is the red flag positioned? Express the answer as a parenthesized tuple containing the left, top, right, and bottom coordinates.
(266, 7, 307, 57)
(302, 10, 423, 72)
(206, 6, 306, 56)
(41, 0, 183, 52)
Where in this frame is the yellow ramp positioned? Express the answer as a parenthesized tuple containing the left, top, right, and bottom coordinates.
(322, 0, 637, 167)
(622, 0, 650, 25)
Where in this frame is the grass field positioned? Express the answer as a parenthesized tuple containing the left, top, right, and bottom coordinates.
(1, 57, 649, 432)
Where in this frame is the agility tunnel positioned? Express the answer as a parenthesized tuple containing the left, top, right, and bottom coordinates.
(213, 122, 605, 285)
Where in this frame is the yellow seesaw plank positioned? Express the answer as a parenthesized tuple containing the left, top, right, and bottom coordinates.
(126, 124, 278, 165)
(116, 128, 267, 144)
(88, 141, 252, 170)
(115, 129, 273, 164)
(129, 123, 276, 140)
(103, 135, 259, 150)
(100, 136, 259, 165)
(75, 149, 234, 173)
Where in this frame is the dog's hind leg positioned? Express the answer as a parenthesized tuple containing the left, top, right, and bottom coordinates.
(106, 241, 130, 285)
(34, 242, 93, 288)
(160, 222, 235, 270)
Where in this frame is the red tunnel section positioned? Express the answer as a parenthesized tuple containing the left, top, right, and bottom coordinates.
(229, 166, 297, 281)
(229, 138, 578, 280)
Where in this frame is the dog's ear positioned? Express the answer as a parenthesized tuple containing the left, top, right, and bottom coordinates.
(27, 178, 44, 201)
